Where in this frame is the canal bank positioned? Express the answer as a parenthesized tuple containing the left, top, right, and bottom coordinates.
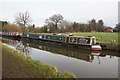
(1, 32, 119, 51)
(1, 38, 118, 78)
(1, 43, 76, 78)
(73, 32, 119, 51)
(99, 43, 119, 51)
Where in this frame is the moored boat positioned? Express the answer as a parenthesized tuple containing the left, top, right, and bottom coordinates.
(0, 31, 21, 39)
(22, 33, 102, 51)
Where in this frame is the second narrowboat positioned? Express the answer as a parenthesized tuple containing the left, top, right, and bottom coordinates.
(0, 31, 21, 39)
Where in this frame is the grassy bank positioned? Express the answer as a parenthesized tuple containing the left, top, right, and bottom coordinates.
(1, 43, 76, 78)
(73, 32, 118, 45)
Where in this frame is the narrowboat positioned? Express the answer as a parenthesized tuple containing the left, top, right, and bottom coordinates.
(0, 32, 21, 39)
(22, 33, 102, 51)
(22, 33, 64, 43)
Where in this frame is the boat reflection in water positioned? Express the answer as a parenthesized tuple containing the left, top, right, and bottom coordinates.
(1, 37, 118, 78)
(1, 38, 31, 57)
(1, 38, 118, 64)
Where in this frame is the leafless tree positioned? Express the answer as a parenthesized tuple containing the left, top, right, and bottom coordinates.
(47, 14, 63, 29)
(15, 11, 32, 27)
(88, 19, 96, 32)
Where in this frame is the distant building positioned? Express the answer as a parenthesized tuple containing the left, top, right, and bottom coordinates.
(104, 29, 113, 32)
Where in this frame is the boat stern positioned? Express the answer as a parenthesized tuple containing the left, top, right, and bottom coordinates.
(91, 45, 102, 51)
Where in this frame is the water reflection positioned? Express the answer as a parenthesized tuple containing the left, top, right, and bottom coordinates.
(1, 38, 119, 63)
(15, 42, 32, 56)
(1, 38, 32, 56)
(1, 37, 118, 78)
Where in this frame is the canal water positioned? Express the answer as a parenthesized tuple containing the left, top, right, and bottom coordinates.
(1, 38, 119, 78)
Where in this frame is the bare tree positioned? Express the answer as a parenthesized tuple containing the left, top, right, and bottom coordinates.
(97, 20, 104, 32)
(15, 11, 32, 27)
(47, 14, 63, 29)
(88, 19, 96, 32)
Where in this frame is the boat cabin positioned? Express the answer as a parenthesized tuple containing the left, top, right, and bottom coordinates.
(64, 36, 96, 46)
(22, 33, 96, 46)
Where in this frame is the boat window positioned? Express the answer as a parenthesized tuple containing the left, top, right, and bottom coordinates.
(44, 35, 46, 39)
(70, 37, 76, 43)
(46, 35, 51, 39)
(92, 38, 96, 44)
(59, 37, 62, 40)
(65, 37, 69, 42)
(27, 34, 29, 37)
(39, 35, 42, 39)
(48, 36, 50, 39)
(78, 38, 90, 44)
(85, 38, 90, 44)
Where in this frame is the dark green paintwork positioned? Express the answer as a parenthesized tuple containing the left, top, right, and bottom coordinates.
(22, 33, 94, 45)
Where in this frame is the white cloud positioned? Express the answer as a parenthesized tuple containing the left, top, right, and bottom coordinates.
(1, 0, 119, 27)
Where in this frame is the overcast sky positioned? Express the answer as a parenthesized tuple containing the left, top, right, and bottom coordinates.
(0, 0, 119, 28)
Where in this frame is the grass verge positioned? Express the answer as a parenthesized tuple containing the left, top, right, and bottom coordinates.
(73, 32, 118, 45)
(1, 43, 76, 78)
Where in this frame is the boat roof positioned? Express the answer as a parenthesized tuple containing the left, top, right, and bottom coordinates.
(24, 33, 95, 38)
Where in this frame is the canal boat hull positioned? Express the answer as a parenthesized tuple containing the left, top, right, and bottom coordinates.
(22, 37, 92, 50)
(22, 33, 102, 51)
(0, 32, 21, 39)
(0, 32, 102, 51)
(91, 45, 102, 51)
(2, 35, 21, 40)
